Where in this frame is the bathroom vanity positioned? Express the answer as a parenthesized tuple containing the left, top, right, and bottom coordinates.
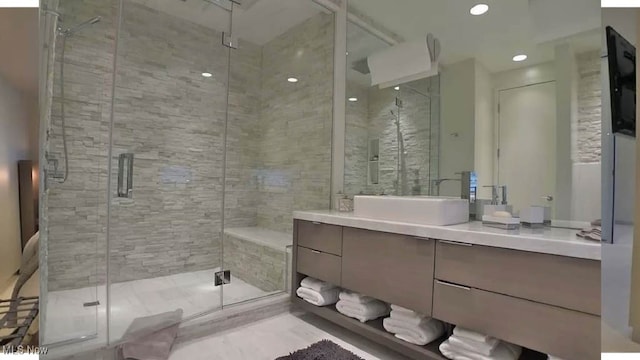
(291, 211, 601, 360)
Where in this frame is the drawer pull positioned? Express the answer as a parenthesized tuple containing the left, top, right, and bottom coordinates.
(436, 280, 471, 291)
(413, 236, 430, 240)
(438, 240, 473, 247)
(310, 249, 322, 254)
(312, 221, 322, 225)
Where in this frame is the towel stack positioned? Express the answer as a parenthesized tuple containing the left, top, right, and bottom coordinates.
(296, 277, 339, 306)
(382, 304, 444, 346)
(576, 219, 601, 242)
(439, 327, 522, 360)
(335, 290, 389, 322)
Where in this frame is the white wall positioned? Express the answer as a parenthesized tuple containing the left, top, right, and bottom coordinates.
(0, 74, 32, 288)
(440, 59, 475, 196)
(474, 61, 494, 199)
(554, 44, 578, 220)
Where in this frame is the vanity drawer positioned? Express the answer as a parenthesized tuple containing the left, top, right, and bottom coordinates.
(341, 227, 435, 315)
(433, 280, 600, 360)
(435, 240, 600, 315)
(297, 246, 342, 286)
(297, 220, 343, 256)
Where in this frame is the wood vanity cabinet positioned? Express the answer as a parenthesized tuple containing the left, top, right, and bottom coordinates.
(295, 220, 343, 285)
(433, 240, 601, 360)
(435, 240, 601, 315)
(341, 227, 435, 315)
(293, 219, 601, 360)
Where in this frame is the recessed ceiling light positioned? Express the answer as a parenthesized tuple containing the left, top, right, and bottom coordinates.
(394, 86, 400, 91)
(348, 97, 358, 102)
(201, 72, 212, 77)
(287, 77, 299, 83)
(470, 4, 489, 15)
(512, 54, 527, 62)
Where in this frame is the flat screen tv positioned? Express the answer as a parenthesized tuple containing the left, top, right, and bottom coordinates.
(606, 26, 636, 137)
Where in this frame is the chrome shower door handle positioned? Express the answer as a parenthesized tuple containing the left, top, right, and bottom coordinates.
(117, 153, 134, 198)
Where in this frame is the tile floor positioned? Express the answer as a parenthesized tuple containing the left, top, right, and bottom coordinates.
(170, 312, 410, 360)
(44, 269, 277, 354)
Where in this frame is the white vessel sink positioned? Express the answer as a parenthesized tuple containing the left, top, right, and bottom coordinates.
(353, 195, 469, 226)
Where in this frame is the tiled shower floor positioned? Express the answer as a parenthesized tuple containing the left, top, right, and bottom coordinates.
(44, 268, 278, 354)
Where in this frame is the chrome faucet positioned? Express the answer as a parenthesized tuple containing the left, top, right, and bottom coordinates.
(432, 171, 472, 198)
(432, 178, 460, 196)
(499, 185, 508, 205)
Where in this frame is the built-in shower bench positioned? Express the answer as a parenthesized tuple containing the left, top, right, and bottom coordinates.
(223, 227, 292, 293)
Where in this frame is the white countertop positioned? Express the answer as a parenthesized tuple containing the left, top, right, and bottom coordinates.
(293, 210, 601, 261)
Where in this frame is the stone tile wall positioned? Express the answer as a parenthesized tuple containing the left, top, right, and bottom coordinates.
(344, 77, 440, 196)
(45, 2, 333, 290)
(255, 13, 334, 234)
(223, 234, 287, 292)
(576, 50, 601, 163)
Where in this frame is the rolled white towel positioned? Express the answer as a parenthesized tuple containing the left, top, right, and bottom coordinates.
(439, 339, 521, 360)
(448, 334, 499, 356)
(300, 277, 336, 292)
(390, 304, 419, 315)
(452, 326, 496, 345)
(296, 286, 339, 306)
(390, 310, 426, 326)
(336, 299, 389, 322)
(382, 317, 444, 346)
(338, 290, 375, 304)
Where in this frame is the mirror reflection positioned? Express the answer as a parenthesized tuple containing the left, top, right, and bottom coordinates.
(344, 1, 601, 223)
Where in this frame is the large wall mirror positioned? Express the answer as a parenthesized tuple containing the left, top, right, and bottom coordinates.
(343, 0, 601, 223)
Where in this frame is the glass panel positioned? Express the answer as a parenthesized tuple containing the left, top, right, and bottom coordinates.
(40, 0, 116, 347)
(222, 0, 335, 306)
(345, 20, 441, 196)
(107, 0, 231, 344)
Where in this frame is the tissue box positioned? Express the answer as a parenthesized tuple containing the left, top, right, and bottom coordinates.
(520, 206, 545, 227)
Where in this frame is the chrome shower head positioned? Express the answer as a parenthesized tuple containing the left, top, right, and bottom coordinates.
(59, 16, 101, 37)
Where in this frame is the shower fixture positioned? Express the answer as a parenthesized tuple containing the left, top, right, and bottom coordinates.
(57, 16, 101, 37)
(51, 16, 101, 183)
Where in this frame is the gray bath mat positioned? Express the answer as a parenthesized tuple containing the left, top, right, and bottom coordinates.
(276, 340, 365, 360)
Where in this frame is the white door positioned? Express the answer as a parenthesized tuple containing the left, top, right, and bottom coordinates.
(497, 81, 556, 216)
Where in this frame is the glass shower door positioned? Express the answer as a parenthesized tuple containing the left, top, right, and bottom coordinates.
(221, 0, 335, 306)
(106, 0, 232, 344)
(40, 0, 116, 347)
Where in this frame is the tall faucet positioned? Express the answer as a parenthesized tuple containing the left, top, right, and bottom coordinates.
(432, 178, 461, 196)
(499, 185, 508, 205)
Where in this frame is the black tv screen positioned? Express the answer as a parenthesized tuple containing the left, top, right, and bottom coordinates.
(606, 26, 636, 137)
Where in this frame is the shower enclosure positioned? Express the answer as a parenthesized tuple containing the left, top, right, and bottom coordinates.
(39, 0, 334, 353)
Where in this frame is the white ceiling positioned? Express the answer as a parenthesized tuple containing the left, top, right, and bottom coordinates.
(134, 0, 601, 75)
(0, 8, 39, 95)
(348, 0, 601, 73)
(132, 0, 322, 46)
